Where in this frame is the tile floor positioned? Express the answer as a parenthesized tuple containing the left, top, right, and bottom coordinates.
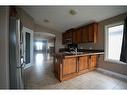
(24, 53, 127, 89)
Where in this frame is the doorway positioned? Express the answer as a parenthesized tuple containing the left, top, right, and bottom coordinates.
(34, 39, 49, 61)
(24, 32, 56, 88)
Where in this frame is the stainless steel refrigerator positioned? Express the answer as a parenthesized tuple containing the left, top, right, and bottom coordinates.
(9, 16, 25, 89)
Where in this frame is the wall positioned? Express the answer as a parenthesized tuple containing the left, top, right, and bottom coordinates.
(0, 7, 9, 88)
(16, 7, 63, 53)
(98, 12, 127, 76)
(34, 24, 63, 53)
(16, 7, 34, 30)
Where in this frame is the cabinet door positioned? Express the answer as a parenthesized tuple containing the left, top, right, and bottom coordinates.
(76, 28, 82, 43)
(88, 24, 94, 42)
(82, 26, 89, 43)
(63, 57, 77, 76)
(62, 32, 66, 44)
(66, 31, 72, 38)
(89, 55, 97, 69)
(79, 56, 88, 71)
(62, 31, 73, 44)
(72, 28, 82, 44)
(72, 30, 77, 44)
(88, 23, 98, 43)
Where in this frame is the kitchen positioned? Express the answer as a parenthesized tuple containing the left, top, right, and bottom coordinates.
(0, 6, 127, 89)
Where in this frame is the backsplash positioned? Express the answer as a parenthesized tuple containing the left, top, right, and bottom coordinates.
(78, 43, 104, 50)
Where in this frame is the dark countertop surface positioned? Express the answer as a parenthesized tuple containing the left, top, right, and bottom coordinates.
(56, 49, 104, 58)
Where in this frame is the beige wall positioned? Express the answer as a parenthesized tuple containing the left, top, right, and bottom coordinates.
(0, 7, 9, 88)
(16, 7, 63, 53)
(34, 24, 63, 52)
(97, 55, 127, 76)
(16, 7, 34, 30)
(97, 12, 127, 76)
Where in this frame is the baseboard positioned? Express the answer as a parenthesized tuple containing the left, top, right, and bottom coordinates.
(97, 68, 127, 80)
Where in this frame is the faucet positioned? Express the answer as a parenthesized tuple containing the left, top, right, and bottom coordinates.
(70, 48, 77, 55)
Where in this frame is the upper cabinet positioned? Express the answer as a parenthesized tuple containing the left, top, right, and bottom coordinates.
(81, 25, 89, 43)
(88, 23, 98, 43)
(62, 22, 98, 44)
(82, 23, 98, 43)
(72, 28, 82, 44)
(62, 29, 73, 44)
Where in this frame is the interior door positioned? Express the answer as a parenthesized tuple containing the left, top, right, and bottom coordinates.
(23, 27, 33, 69)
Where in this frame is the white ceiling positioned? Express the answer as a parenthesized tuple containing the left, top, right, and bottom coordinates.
(21, 6, 127, 32)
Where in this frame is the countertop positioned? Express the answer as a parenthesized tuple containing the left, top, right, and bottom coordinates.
(55, 49, 104, 58)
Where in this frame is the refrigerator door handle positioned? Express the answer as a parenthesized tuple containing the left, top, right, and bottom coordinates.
(17, 62, 25, 69)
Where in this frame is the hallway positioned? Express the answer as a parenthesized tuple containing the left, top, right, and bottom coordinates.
(24, 53, 58, 89)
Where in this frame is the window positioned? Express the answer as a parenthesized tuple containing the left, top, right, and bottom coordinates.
(35, 41, 43, 50)
(105, 22, 124, 63)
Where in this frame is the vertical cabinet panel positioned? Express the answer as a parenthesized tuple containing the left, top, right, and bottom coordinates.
(62, 32, 66, 44)
(88, 23, 98, 43)
(76, 28, 82, 44)
(73, 28, 82, 44)
(63, 57, 77, 76)
(89, 55, 97, 69)
(82, 26, 89, 43)
(72, 30, 77, 44)
(88, 24, 94, 42)
(79, 56, 88, 71)
(62, 29, 73, 44)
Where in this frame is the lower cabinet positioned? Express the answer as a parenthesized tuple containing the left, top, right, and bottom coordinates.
(63, 57, 77, 76)
(89, 55, 97, 70)
(54, 55, 97, 81)
(78, 55, 97, 74)
(78, 56, 88, 72)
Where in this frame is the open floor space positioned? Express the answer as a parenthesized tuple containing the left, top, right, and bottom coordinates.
(24, 53, 127, 89)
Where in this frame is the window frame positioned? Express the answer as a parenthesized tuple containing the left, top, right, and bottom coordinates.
(105, 21, 126, 64)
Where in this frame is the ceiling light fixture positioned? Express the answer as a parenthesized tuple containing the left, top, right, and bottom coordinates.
(69, 9, 77, 15)
(43, 19, 50, 23)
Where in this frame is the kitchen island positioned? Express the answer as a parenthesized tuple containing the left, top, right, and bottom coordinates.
(54, 50, 104, 82)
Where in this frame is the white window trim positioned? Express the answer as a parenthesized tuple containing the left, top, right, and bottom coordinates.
(104, 21, 126, 65)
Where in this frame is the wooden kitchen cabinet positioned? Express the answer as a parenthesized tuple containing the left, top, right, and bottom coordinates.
(62, 32, 66, 44)
(88, 23, 98, 43)
(62, 29, 73, 44)
(62, 22, 98, 44)
(54, 53, 101, 81)
(72, 28, 82, 44)
(79, 56, 88, 71)
(82, 26, 89, 43)
(82, 23, 98, 43)
(89, 55, 97, 70)
(72, 30, 77, 44)
(63, 57, 77, 76)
